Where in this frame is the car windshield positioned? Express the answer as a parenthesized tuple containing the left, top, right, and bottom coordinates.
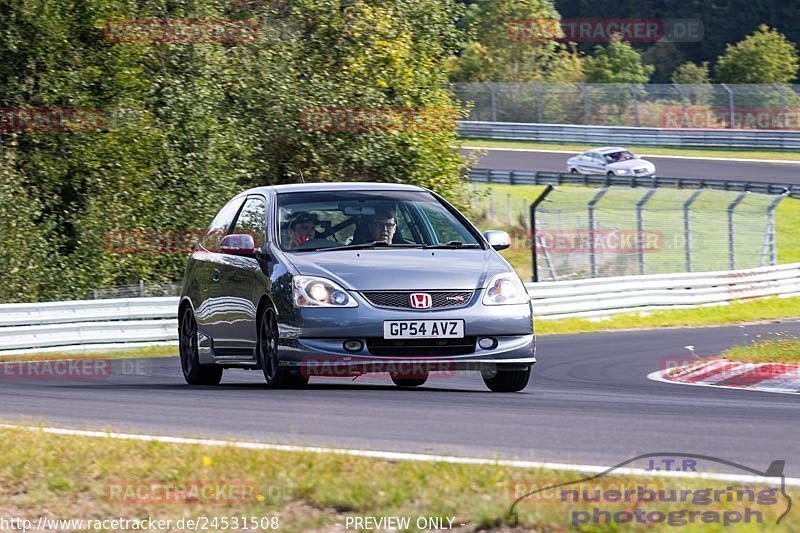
(603, 150, 635, 163)
(276, 190, 482, 252)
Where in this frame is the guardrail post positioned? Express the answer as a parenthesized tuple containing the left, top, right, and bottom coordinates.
(636, 189, 657, 275)
(137, 279, 144, 297)
(588, 187, 610, 278)
(721, 83, 735, 128)
(727, 192, 747, 270)
(683, 189, 704, 272)
(530, 185, 554, 282)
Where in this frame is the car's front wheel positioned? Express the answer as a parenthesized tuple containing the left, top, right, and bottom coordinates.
(481, 365, 531, 392)
(257, 308, 308, 388)
(179, 307, 223, 385)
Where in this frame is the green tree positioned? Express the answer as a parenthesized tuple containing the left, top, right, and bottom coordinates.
(715, 25, 800, 83)
(0, 0, 470, 302)
(671, 62, 711, 84)
(449, 0, 583, 82)
(584, 35, 654, 83)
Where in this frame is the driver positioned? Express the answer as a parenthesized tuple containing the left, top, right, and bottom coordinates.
(286, 211, 318, 249)
(367, 207, 398, 244)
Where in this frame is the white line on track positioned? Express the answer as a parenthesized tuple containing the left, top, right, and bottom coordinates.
(460, 146, 800, 165)
(2, 423, 798, 487)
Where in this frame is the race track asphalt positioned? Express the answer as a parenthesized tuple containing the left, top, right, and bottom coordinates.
(465, 148, 800, 185)
(1, 321, 799, 476)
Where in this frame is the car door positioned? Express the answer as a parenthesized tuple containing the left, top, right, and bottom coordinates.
(194, 196, 246, 353)
(214, 194, 270, 358)
(577, 153, 597, 174)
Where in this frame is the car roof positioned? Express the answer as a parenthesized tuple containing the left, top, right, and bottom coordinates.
(240, 182, 427, 196)
(591, 147, 628, 154)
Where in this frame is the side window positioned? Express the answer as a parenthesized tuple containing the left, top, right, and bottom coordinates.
(201, 198, 244, 251)
(232, 196, 267, 248)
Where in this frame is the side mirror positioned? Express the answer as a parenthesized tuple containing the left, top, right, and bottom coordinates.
(484, 230, 511, 251)
(220, 233, 257, 256)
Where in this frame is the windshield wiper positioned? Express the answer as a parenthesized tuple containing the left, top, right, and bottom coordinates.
(302, 241, 424, 252)
(423, 241, 480, 249)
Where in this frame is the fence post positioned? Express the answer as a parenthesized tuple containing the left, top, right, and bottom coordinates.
(530, 185, 554, 282)
(629, 84, 640, 127)
(683, 189, 704, 272)
(485, 82, 497, 122)
(536, 85, 543, 123)
(580, 84, 590, 125)
(721, 83, 735, 128)
(636, 189, 657, 275)
(727, 192, 747, 270)
(588, 188, 610, 278)
(765, 192, 789, 265)
(137, 279, 145, 297)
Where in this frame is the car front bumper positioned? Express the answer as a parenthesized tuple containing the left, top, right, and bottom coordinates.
(276, 295, 535, 370)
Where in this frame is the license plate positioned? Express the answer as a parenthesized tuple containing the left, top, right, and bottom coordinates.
(383, 320, 464, 339)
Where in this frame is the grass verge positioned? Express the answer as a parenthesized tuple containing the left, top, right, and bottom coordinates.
(721, 338, 800, 364)
(535, 297, 800, 336)
(460, 138, 800, 162)
(0, 344, 177, 362)
(1, 425, 796, 532)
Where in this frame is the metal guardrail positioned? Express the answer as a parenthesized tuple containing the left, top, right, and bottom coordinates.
(528, 263, 800, 320)
(1, 263, 798, 352)
(459, 121, 800, 151)
(469, 168, 800, 198)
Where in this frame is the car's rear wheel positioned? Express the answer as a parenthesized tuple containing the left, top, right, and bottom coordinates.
(257, 308, 308, 388)
(179, 307, 223, 385)
(481, 365, 531, 392)
(570, 168, 579, 174)
(390, 371, 428, 388)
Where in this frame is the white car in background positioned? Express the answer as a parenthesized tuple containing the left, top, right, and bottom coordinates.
(567, 147, 656, 177)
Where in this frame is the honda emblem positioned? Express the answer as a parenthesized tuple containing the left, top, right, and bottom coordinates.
(410, 293, 432, 309)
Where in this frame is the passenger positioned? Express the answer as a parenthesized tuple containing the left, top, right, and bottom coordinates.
(286, 212, 318, 249)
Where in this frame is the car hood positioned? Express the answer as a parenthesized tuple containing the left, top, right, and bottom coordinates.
(284, 248, 511, 290)
(607, 159, 654, 170)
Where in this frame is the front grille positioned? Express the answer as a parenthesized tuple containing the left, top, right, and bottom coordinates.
(361, 291, 473, 310)
(366, 337, 477, 356)
(634, 168, 649, 174)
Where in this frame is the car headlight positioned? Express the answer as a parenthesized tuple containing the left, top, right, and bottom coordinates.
(293, 276, 357, 308)
(482, 273, 530, 306)
(614, 169, 628, 175)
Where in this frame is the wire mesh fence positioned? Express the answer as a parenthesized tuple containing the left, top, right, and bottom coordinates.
(532, 186, 786, 281)
(453, 83, 800, 129)
(89, 281, 181, 299)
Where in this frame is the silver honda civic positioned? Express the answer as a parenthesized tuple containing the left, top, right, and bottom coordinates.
(179, 183, 535, 392)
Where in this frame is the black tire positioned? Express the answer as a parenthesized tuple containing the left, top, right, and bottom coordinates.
(257, 308, 308, 388)
(481, 365, 531, 393)
(570, 168, 579, 174)
(179, 306, 223, 385)
(390, 371, 428, 388)
(606, 171, 614, 176)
